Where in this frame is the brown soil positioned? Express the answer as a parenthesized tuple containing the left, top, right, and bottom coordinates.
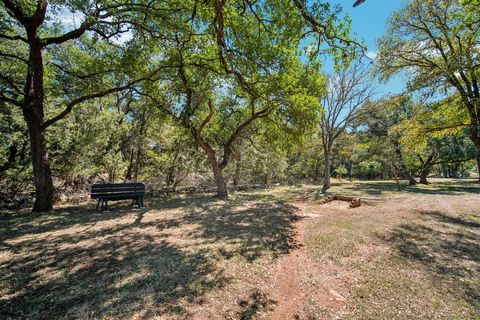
(263, 201, 348, 319)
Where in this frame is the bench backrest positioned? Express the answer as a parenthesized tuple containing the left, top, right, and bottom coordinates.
(91, 183, 145, 199)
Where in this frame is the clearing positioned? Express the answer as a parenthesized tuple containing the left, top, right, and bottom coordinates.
(1, 179, 479, 319)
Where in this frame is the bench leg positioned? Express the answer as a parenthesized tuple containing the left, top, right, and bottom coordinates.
(96, 199, 100, 211)
(101, 199, 108, 212)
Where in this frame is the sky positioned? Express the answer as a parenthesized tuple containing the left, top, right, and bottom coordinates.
(325, 0, 408, 96)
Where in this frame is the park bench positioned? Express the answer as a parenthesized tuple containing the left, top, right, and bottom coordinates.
(91, 182, 145, 211)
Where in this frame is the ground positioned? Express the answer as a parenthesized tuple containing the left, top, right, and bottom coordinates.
(1, 179, 479, 319)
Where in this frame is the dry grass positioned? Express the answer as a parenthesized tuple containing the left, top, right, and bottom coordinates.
(304, 178, 480, 319)
(0, 178, 479, 319)
(0, 192, 299, 319)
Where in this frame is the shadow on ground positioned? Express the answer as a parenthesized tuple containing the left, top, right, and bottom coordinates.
(0, 192, 300, 319)
(340, 180, 480, 196)
(386, 210, 480, 309)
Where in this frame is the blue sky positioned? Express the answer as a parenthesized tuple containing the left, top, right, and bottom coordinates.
(325, 0, 407, 96)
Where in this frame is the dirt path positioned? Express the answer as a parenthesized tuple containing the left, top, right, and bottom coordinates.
(265, 201, 309, 319)
(263, 200, 350, 320)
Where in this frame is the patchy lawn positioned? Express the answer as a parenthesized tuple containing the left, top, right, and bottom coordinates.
(303, 178, 480, 319)
(0, 178, 479, 319)
(0, 193, 299, 319)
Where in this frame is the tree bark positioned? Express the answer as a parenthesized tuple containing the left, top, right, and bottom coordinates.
(233, 154, 242, 186)
(124, 150, 134, 181)
(393, 141, 417, 185)
(207, 151, 228, 198)
(471, 136, 480, 181)
(419, 168, 429, 184)
(133, 147, 142, 182)
(23, 24, 54, 212)
(417, 153, 435, 185)
(322, 147, 332, 191)
(467, 102, 480, 181)
(165, 152, 179, 187)
(193, 131, 228, 198)
(24, 112, 54, 212)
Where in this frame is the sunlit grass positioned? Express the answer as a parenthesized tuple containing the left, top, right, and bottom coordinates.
(1, 179, 479, 319)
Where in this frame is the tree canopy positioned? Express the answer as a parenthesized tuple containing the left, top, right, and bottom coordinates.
(0, 0, 478, 211)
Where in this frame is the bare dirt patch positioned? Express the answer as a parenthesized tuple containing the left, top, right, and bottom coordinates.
(262, 200, 352, 320)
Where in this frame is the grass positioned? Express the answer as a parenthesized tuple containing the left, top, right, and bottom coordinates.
(0, 192, 298, 319)
(304, 178, 480, 319)
(1, 178, 479, 319)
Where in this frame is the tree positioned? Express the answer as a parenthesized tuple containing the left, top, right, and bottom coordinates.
(394, 98, 476, 183)
(358, 95, 419, 185)
(377, 0, 480, 180)
(319, 63, 374, 191)
(134, 0, 361, 198)
(0, 0, 181, 211)
(140, 38, 323, 198)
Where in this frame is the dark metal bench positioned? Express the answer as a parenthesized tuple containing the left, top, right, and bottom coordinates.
(91, 183, 145, 211)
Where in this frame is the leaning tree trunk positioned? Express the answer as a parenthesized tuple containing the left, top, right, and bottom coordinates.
(393, 142, 417, 185)
(419, 168, 429, 184)
(208, 154, 228, 198)
(197, 138, 228, 198)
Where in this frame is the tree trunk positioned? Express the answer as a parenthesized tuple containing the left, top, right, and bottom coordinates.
(24, 109, 54, 212)
(417, 153, 435, 184)
(208, 154, 228, 198)
(419, 168, 429, 184)
(322, 147, 332, 191)
(233, 154, 241, 186)
(472, 139, 480, 181)
(441, 164, 448, 178)
(197, 137, 228, 198)
(23, 29, 54, 212)
(133, 147, 142, 182)
(467, 102, 480, 181)
(393, 141, 417, 185)
(347, 160, 352, 182)
(391, 165, 401, 191)
(124, 150, 134, 181)
(476, 153, 480, 181)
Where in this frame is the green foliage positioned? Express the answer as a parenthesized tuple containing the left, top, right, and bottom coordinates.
(354, 161, 385, 180)
(0, 102, 31, 196)
(3, 0, 476, 204)
(335, 165, 348, 176)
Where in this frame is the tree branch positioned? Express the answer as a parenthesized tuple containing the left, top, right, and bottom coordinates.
(42, 11, 100, 46)
(1, 0, 28, 25)
(0, 92, 22, 107)
(42, 71, 160, 129)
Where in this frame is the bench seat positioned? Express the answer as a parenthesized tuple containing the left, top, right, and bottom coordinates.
(91, 183, 145, 211)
